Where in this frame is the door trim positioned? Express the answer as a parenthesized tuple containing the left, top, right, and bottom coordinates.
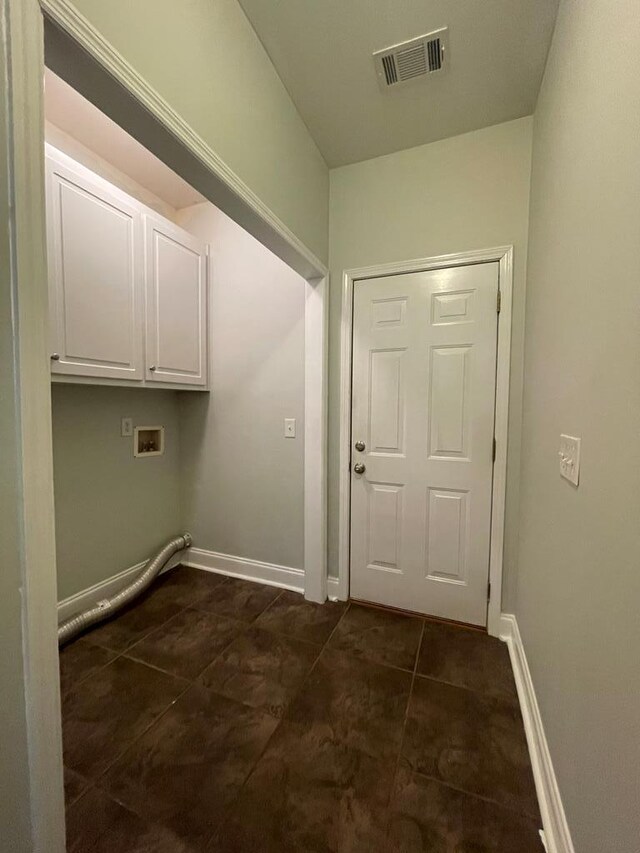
(337, 247, 514, 637)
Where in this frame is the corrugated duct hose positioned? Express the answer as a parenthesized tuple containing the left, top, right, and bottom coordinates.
(58, 532, 192, 647)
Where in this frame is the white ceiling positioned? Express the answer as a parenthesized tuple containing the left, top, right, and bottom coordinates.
(44, 69, 205, 210)
(237, 0, 559, 167)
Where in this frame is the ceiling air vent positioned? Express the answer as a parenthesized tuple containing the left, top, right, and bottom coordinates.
(374, 28, 448, 91)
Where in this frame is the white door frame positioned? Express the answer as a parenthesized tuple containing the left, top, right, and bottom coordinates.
(6, 1, 328, 849)
(337, 247, 514, 637)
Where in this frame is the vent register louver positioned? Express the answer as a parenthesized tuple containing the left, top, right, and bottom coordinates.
(374, 28, 448, 90)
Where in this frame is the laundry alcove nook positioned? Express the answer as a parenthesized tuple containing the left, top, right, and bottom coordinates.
(45, 68, 310, 612)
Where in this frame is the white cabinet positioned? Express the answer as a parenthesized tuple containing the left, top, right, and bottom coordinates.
(45, 146, 208, 389)
(46, 153, 144, 380)
(144, 216, 207, 386)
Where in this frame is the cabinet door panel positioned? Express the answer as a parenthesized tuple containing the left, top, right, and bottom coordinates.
(46, 151, 143, 380)
(145, 217, 207, 386)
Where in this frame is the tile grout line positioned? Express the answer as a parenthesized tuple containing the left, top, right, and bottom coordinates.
(63, 577, 232, 792)
(90, 582, 284, 688)
(184, 590, 288, 687)
(82, 599, 192, 656)
(99, 586, 293, 847)
(413, 670, 522, 704)
(90, 671, 195, 798)
(80, 564, 229, 657)
(122, 607, 249, 682)
(63, 576, 284, 832)
(404, 765, 543, 823)
(67, 577, 537, 846)
(280, 598, 355, 717)
(322, 641, 420, 676)
(383, 617, 426, 839)
(204, 599, 355, 849)
(70, 785, 178, 844)
(60, 598, 192, 700)
(326, 602, 426, 674)
(385, 620, 541, 830)
(116, 587, 291, 689)
(70, 670, 193, 800)
(98, 583, 283, 779)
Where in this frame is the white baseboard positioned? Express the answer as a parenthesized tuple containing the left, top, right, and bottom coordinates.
(184, 547, 305, 594)
(500, 613, 575, 853)
(58, 547, 305, 624)
(57, 552, 182, 622)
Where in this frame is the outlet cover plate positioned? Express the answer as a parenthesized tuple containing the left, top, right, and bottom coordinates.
(559, 434, 581, 485)
(284, 418, 296, 438)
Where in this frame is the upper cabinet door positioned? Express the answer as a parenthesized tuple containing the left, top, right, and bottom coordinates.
(144, 216, 208, 386)
(46, 151, 144, 380)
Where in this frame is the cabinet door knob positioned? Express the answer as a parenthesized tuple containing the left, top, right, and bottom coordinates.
(355, 440, 366, 452)
(149, 365, 156, 372)
(353, 462, 366, 475)
(51, 353, 60, 361)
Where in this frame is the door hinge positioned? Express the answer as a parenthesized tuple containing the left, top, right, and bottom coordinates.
(492, 437, 496, 462)
(496, 289, 502, 314)
(487, 580, 492, 601)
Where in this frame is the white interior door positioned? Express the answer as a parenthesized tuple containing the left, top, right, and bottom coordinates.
(350, 263, 499, 626)
(46, 152, 143, 380)
(144, 216, 208, 386)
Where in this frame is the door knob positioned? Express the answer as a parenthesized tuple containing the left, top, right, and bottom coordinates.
(149, 365, 157, 372)
(353, 462, 366, 475)
(355, 440, 366, 452)
(50, 353, 60, 361)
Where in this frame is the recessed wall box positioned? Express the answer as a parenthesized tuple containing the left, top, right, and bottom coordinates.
(134, 425, 165, 457)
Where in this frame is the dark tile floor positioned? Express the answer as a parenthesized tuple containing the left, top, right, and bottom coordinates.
(60, 566, 543, 852)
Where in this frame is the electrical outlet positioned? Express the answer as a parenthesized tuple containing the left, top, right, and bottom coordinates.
(284, 418, 296, 438)
(121, 417, 133, 437)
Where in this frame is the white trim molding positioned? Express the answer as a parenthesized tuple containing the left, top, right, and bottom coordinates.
(338, 247, 514, 631)
(57, 553, 182, 622)
(59, 550, 305, 625)
(3, 1, 66, 849)
(185, 548, 305, 594)
(500, 614, 575, 853)
(327, 575, 341, 600)
(304, 275, 329, 603)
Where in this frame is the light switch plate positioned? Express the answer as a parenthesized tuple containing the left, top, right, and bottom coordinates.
(559, 434, 581, 485)
(121, 417, 133, 437)
(284, 418, 296, 438)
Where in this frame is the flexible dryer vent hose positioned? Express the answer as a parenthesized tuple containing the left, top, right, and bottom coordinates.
(57, 532, 192, 647)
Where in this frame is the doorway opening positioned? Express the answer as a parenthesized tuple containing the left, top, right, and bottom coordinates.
(43, 10, 328, 604)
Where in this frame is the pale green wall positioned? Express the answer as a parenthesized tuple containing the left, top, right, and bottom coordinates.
(328, 117, 533, 604)
(52, 386, 182, 600)
(516, 1, 640, 850)
(177, 204, 305, 569)
(68, 0, 329, 263)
